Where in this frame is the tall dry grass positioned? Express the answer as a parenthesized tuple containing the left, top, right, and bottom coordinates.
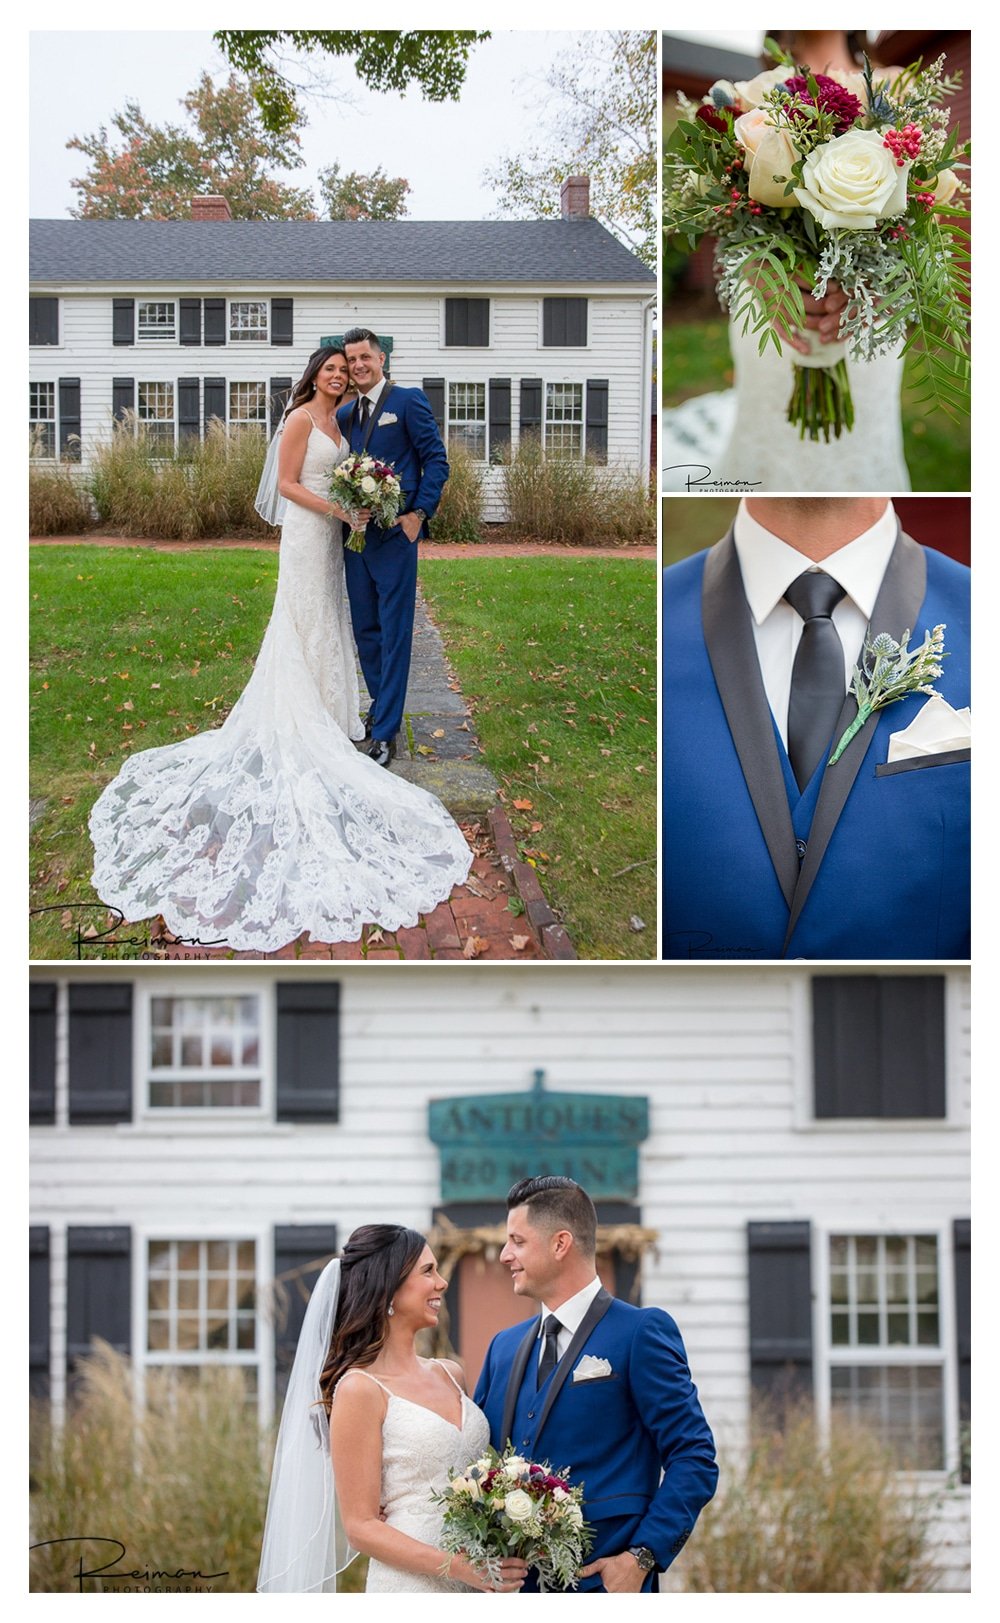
(29, 427, 94, 535)
(89, 418, 275, 540)
(678, 1408, 941, 1592)
(500, 438, 655, 545)
(430, 444, 485, 542)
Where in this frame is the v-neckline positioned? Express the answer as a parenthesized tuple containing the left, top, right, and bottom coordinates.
(306, 413, 343, 450)
(386, 1390, 465, 1435)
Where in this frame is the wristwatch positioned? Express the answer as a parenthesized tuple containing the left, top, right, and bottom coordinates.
(629, 1545, 656, 1574)
(410, 508, 428, 525)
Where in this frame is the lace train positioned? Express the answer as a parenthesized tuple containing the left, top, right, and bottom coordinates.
(89, 425, 471, 951)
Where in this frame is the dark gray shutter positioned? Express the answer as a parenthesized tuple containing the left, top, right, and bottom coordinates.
(543, 297, 587, 347)
(113, 299, 135, 346)
(30, 296, 59, 346)
(585, 378, 609, 463)
(204, 377, 226, 428)
(273, 1224, 339, 1401)
(178, 377, 200, 442)
(488, 378, 511, 464)
(747, 1221, 813, 1413)
(58, 378, 82, 462)
(30, 1227, 50, 1398)
(204, 298, 226, 346)
(813, 976, 946, 1118)
(269, 376, 293, 434)
(112, 378, 135, 423)
(271, 298, 293, 346)
(68, 984, 132, 1124)
(179, 298, 202, 346)
(519, 378, 542, 440)
(445, 298, 489, 347)
(66, 1226, 131, 1371)
(276, 983, 341, 1122)
(422, 377, 446, 437)
(29, 981, 57, 1125)
(954, 1217, 970, 1483)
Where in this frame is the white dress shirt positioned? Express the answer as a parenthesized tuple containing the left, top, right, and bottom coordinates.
(732, 499, 899, 748)
(356, 380, 387, 415)
(538, 1276, 603, 1367)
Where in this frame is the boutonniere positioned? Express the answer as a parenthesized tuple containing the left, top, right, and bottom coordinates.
(829, 624, 948, 765)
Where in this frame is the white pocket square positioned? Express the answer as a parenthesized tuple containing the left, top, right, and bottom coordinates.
(887, 694, 971, 763)
(378, 412, 398, 426)
(572, 1355, 613, 1381)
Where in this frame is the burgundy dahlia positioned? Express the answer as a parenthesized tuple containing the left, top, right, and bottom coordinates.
(785, 73, 862, 134)
(695, 103, 731, 133)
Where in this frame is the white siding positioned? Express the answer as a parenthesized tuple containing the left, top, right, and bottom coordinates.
(30, 964, 970, 1587)
(28, 289, 652, 518)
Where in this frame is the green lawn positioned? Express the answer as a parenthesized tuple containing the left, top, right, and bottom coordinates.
(663, 316, 970, 492)
(420, 558, 657, 960)
(30, 548, 656, 960)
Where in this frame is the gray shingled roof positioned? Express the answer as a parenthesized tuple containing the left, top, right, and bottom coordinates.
(30, 218, 654, 286)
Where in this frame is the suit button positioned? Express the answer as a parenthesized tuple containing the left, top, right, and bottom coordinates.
(527, 1410, 535, 1418)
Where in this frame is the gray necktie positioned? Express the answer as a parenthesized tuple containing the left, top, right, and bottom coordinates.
(358, 397, 371, 431)
(538, 1316, 562, 1385)
(783, 570, 847, 791)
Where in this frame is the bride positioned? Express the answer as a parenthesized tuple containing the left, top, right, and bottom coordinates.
(89, 346, 472, 952)
(257, 1225, 528, 1594)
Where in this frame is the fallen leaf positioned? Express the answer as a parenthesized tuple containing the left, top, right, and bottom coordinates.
(367, 927, 385, 945)
(431, 728, 445, 739)
(630, 916, 647, 932)
(511, 934, 531, 951)
(530, 822, 544, 834)
(512, 798, 533, 811)
(122, 699, 135, 711)
(463, 876, 493, 900)
(462, 934, 488, 959)
(416, 744, 436, 757)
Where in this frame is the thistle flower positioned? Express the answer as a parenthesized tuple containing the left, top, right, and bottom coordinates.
(830, 623, 949, 764)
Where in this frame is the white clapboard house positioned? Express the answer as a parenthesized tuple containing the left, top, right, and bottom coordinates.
(29, 963, 970, 1588)
(28, 181, 655, 521)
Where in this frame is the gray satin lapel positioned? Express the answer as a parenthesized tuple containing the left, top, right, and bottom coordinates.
(782, 528, 927, 953)
(501, 1318, 540, 1446)
(701, 533, 799, 909)
(533, 1288, 614, 1446)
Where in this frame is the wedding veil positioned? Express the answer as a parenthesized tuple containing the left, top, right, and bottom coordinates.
(257, 1257, 351, 1592)
(253, 422, 288, 527)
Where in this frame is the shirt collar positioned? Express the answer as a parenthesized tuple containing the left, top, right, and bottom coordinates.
(539, 1276, 602, 1337)
(733, 499, 898, 625)
(358, 380, 386, 407)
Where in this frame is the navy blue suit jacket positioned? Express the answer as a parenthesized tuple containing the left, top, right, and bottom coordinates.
(663, 528, 970, 959)
(337, 383, 448, 538)
(474, 1291, 718, 1584)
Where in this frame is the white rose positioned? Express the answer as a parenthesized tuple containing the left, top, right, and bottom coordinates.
(504, 1489, 535, 1523)
(733, 109, 799, 207)
(562, 1502, 584, 1529)
(360, 475, 377, 494)
(551, 1486, 568, 1501)
(733, 66, 795, 109)
(793, 128, 910, 229)
(505, 1455, 530, 1476)
(932, 168, 960, 206)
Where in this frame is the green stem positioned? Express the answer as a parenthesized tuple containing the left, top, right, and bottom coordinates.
(828, 702, 873, 765)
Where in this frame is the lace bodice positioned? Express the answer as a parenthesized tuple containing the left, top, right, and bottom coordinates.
(343, 1366, 490, 1594)
(89, 424, 472, 950)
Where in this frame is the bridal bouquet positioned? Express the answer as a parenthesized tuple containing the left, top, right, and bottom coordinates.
(329, 452, 402, 551)
(433, 1443, 593, 1592)
(664, 42, 970, 441)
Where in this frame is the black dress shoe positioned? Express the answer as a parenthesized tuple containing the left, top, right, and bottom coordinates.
(361, 708, 374, 740)
(368, 738, 396, 768)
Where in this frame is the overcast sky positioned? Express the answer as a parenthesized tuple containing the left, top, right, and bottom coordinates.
(29, 29, 592, 220)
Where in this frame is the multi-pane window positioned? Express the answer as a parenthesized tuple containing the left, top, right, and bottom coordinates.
(229, 381, 268, 436)
(148, 995, 261, 1108)
(137, 301, 177, 342)
(828, 1234, 945, 1469)
(137, 381, 175, 451)
(30, 382, 56, 458)
(447, 382, 487, 460)
(545, 382, 584, 459)
(146, 1238, 257, 1394)
(229, 301, 268, 342)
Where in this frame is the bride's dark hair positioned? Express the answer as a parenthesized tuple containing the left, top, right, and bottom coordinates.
(285, 345, 352, 418)
(319, 1225, 426, 1411)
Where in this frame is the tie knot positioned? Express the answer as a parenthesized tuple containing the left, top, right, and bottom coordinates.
(784, 570, 845, 623)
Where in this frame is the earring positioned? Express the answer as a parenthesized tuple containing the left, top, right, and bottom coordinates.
(311, 383, 317, 393)
(387, 1304, 395, 1317)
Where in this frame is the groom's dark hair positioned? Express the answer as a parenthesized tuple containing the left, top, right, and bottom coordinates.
(342, 326, 383, 350)
(507, 1176, 597, 1258)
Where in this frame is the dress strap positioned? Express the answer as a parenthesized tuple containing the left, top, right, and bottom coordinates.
(336, 1368, 393, 1398)
(433, 1359, 465, 1397)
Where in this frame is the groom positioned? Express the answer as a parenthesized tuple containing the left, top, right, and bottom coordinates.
(474, 1176, 718, 1593)
(663, 497, 971, 959)
(339, 328, 449, 767)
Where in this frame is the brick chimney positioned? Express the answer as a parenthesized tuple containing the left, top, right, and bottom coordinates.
(190, 195, 233, 222)
(560, 175, 590, 220)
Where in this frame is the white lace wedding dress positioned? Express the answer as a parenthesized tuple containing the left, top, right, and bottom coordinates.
(662, 312, 911, 493)
(347, 1366, 491, 1594)
(89, 425, 472, 951)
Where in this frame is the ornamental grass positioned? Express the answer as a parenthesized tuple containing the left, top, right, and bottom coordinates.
(88, 417, 274, 541)
(29, 441, 94, 537)
(429, 444, 485, 542)
(500, 438, 654, 545)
